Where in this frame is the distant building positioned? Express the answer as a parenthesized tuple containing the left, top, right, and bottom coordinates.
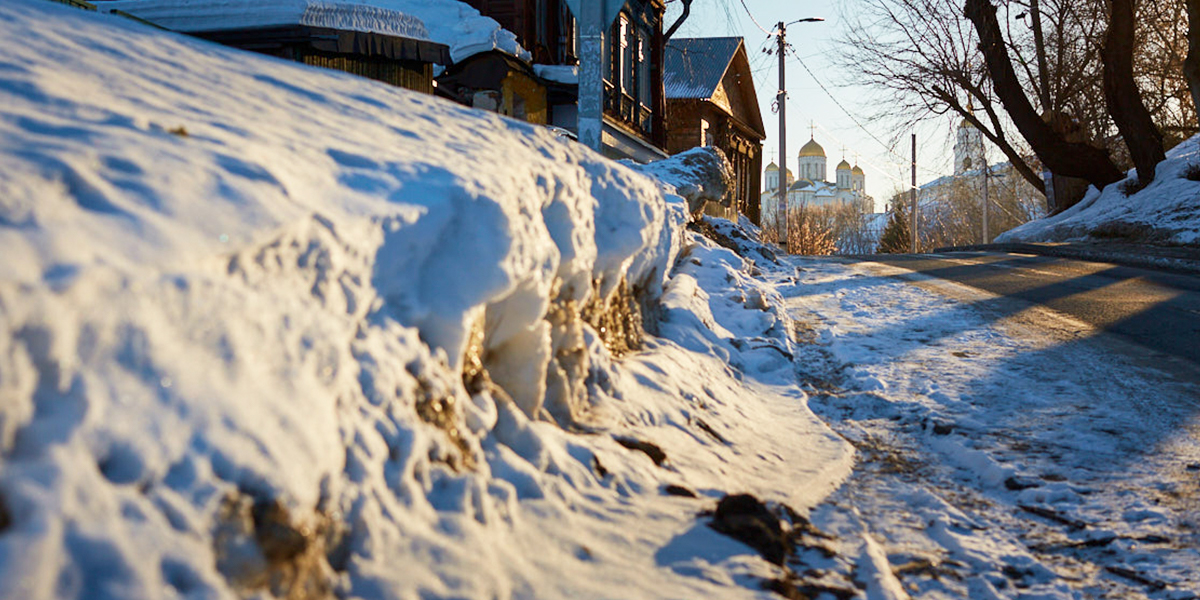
(908, 112, 1045, 246)
(663, 37, 765, 223)
(760, 135, 873, 242)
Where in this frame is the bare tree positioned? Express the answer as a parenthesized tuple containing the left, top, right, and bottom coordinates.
(1102, 0, 1166, 182)
(837, 0, 1047, 195)
(787, 205, 837, 255)
(965, 0, 1127, 191)
(1183, 0, 1200, 131)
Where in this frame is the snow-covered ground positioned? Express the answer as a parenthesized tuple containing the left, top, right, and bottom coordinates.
(0, 2, 851, 599)
(778, 256, 1200, 598)
(998, 137, 1200, 246)
(5, 2, 1200, 600)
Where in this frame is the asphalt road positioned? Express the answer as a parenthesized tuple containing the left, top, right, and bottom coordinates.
(857, 251, 1200, 366)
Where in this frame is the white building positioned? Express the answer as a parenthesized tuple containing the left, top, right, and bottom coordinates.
(909, 112, 1045, 245)
(759, 136, 873, 241)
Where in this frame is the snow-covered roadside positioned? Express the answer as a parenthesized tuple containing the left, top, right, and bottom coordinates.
(777, 257, 1200, 599)
(997, 136, 1200, 246)
(0, 2, 851, 598)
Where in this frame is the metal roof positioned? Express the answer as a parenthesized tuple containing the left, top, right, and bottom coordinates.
(663, 37, 743, 100)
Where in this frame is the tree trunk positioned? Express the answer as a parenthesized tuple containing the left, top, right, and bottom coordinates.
(1186, 0, 1200, 131)
(1029, 0, 1053, 111)
(1102, 0, 1166, 182)
(964, 0, 1125, 194)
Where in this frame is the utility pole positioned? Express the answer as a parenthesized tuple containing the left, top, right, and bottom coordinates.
(776, 21, 788, 251)
(981, 138, 990, 244)
(910, 133, 918, 253)
(771, 17, 823, 252)
(577, 0, 605, 152)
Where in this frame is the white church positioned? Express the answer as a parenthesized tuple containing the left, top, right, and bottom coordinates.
(760, 135, 873, 241)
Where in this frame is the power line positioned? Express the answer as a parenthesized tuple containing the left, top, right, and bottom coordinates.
(736, 0, 774, 36)
(783, 46, 949, 182)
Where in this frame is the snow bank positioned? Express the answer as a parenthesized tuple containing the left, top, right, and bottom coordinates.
(101, 0, 531, 63)
(624, 146, 735, 216)
(997, 135, 1200, 245)
(0, 2, 850, 598)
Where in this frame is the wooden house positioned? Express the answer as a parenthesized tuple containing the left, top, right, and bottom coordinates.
(459, 0, 668, 162)
(663, 37, 765, 222)
(97, 1, 450, 94)
(436, 52, 549, 124)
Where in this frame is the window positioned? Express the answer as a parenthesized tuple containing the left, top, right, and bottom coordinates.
(637, 31, 650, 107)
(619, 15, 633, 95)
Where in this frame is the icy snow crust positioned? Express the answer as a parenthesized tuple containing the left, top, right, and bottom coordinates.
(783, 257, 1200, 597)
(101, 0, 532, 63)
(0, 2, 850, 598)
(998, 136, 1200, 245)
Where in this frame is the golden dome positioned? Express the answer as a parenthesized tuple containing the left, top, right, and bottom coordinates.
(798, 137, 826, 158)
(836, 159, 852, 170)
(851, 165, 864, 175)
(765, 161, 779, 171)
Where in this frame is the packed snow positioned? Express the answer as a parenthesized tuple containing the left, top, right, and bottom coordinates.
(6, 2, 1200, 600)
(998, 136, 1200, 245)
(100, 0, 531, 63)
(0, 2, 850, 599)
(779, 256, 1200, 598)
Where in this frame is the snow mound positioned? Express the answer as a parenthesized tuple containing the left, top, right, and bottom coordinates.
(101, 0, 531, 63)
(624, 146, 735, 216)
(0, 2, 850, 598)
(997, 135, 1200, 245)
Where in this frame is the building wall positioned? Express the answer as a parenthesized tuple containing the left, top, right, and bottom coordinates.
(666, 101, 762, 222)
(502, 71, 548, 124)
(301, 52, 434, 94)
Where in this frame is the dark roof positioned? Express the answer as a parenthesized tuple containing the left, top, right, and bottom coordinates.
(663, 37, 743, 99)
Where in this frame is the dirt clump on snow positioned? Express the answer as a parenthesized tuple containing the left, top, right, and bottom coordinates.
(626, 146, 735, 216)
(581, 278, 644, 358)
(0, 492, 9, 533)
(688, 217, 782, 268)
(708, 493, 790, 565)
(413, 365, 474, 471)
(707, 494, 860, 599)
(614, 436, 668, 466)
(214, 493, 336, 600)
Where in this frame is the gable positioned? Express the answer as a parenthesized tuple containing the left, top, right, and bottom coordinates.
(717, 43, 764, 139)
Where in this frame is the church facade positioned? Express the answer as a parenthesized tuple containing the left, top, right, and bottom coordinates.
(759, 136, 873, 242)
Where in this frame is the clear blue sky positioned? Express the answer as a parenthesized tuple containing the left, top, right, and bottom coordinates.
(665, 0, 960, 209)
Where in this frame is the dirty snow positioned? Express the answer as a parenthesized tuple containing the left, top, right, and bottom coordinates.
(778, 256, 1200, 598)
(998, 136, 1200, 245)
(0, 2, 849, 599)
(100, 0, 531, 63)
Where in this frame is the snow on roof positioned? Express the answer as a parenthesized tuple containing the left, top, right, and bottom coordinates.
(101, 0, 531, 63)
(533, 64, 578, 85)
(662, 37, 742, 100)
